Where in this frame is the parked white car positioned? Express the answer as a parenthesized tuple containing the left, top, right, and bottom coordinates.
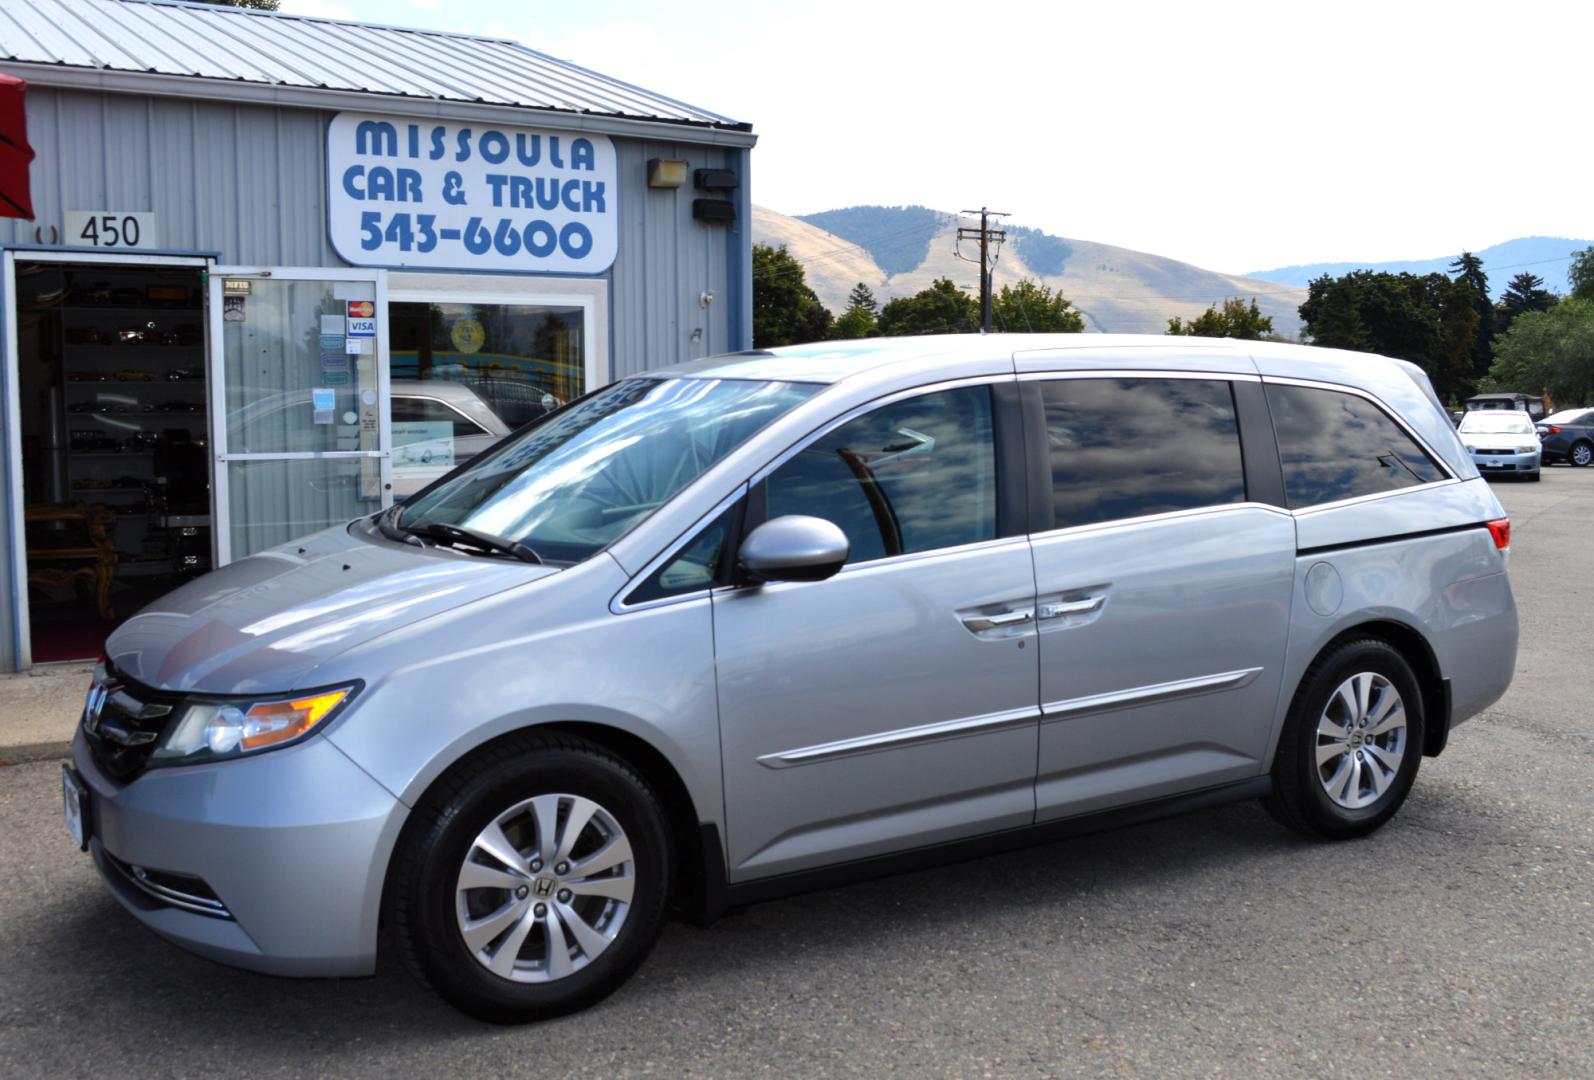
(1457, 410, 1541, 481)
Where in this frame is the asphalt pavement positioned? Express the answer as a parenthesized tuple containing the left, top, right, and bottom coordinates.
(1, 469, 1590, 1078)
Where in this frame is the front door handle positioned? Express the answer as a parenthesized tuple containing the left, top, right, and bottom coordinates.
(1038, 596, 1104, 621)
(960, 608, 1034, 633)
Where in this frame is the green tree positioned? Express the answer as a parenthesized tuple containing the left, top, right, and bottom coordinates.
(1496, 272, 1557, 338)
(831, 281, 881, 339)
(1499, 272, 1556, 317)
(1298, 269, 1483, 401)
(991, 278, 1085, 333)
(1449, 251, 1496, 378)
(1434, 284, 1481, 404)
(1167, 297, 1274, 339)
(1488, 299, 1594, 404)
(1568, 245, 1594, 302)
(876, 278, 980, 337)
(752, 244, 833, 347)
(1299, 274, 1369, 352)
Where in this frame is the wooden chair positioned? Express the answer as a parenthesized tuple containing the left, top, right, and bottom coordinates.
(25, 502, 119, 621)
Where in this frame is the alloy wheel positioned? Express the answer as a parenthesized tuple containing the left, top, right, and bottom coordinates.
(1315, 672, 1407, 810)
(1572, 443, 1592, 467)
(455, 793, 636, 983)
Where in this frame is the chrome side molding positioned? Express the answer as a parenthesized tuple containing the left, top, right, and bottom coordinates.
(758, 705, 1040, 769)
(1042, 667, 1264, 722)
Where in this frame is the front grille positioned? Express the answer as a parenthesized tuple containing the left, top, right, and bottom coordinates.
(82, 665, 182, 781)
(103, 851, 232, 919)
(1474, 448, 1512, 456)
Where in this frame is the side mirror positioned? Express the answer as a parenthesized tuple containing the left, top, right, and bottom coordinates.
(738, 515, 849, 584)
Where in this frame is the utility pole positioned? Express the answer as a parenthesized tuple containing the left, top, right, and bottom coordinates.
(957, 207, 1008, 332)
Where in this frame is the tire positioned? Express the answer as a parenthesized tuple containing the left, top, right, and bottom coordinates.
(1527, 470, 1542, 482)
(1263, 638, 1425, 840)
(1569, 441, 1593, 468)
(389, 732, 672, 1023)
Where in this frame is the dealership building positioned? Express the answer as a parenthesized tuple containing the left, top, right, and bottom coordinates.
(0, 0, 756, 668)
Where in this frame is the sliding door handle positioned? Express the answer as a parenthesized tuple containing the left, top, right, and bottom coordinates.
(960, 608, 1034, 633)
(1038, 596, 1104, 621)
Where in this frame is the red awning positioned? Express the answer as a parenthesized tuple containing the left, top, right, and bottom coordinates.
(0, 72, 35, 220)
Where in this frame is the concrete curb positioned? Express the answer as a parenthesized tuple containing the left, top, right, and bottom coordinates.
(0, 740, 74, 767)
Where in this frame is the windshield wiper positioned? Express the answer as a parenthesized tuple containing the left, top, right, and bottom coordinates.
(376, 505, 422, 546)
(407, 522, 544, 565)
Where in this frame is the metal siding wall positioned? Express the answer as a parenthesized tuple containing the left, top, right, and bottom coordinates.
(0, 88, 337, 265)
(609, 138, 733, 377)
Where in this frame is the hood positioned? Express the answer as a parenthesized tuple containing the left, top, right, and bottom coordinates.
(108, 524, 555, 694)
(1460, 431, 1539, 450)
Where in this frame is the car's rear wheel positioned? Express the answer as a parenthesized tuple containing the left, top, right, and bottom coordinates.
(1263, 638, 1425, 839)
(390, 733, 671, 1022)
(1569, 441, 1593, 467)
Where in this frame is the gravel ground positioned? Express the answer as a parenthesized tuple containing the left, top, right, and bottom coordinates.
(1, 469, 1590, 1079)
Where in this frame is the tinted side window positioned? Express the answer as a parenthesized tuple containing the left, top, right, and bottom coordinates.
(765, 386, 997, 564)
(1041, 378, 1245, 528)
(627, 508, 734, 604)
(1266, 384, 1445, 508)
(392, 396, 489, 438)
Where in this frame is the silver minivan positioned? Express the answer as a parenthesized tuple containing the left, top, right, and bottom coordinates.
(66, 335, 1519, 1022)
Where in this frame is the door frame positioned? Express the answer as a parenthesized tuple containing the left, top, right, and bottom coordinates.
(3, 248, 214, 669)
(207, 266, 391, 566)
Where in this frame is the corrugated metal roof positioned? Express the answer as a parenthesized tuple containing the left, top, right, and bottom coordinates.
(0, 0, 747, 131)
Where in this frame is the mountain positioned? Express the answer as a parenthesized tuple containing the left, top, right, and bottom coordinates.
(1246, 236, 1592, 300)
(753, 205, 1306, 336)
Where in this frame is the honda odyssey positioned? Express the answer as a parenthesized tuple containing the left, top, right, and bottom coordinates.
(65, 335, 1519, 1022)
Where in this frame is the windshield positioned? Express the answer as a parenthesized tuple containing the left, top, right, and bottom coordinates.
(1459, 412, 1535, 435)
(396, 377, 817, 563)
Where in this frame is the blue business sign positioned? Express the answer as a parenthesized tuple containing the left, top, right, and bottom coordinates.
(327, 112, 618, 274)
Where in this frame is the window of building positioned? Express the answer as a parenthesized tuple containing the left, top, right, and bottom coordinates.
(763, 386, 997, 564)
(387, 299, 584, 497)
(1039, 377, 1246, 528)
(1266, 384, 1445, 509)
(391, 395, 493, 439)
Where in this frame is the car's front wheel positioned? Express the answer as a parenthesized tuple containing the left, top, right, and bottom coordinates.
(1569, 441, 1593, 468)
(390, 732, 672, 1022)
(1263, 638, 1425, 839)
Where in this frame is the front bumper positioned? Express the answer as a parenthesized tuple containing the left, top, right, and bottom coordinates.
(1470, 448, 1540, 475)
(73, 729, 407, 977)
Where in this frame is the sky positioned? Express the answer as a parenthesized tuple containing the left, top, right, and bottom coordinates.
(278, 0, 1593, 276)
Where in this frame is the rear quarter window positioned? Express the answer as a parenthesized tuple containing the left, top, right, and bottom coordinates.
(1266, 384, 1446, 509)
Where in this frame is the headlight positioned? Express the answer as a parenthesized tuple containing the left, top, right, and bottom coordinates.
(1516, 445, 1538, 454)
(150, 684, 359, 766)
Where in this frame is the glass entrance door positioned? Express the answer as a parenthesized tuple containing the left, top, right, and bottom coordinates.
(208, 269, 390, 563)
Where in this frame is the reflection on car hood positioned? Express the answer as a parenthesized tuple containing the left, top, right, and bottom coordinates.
(1460, 432, 1538, 450)
(108, 525, 555, 694)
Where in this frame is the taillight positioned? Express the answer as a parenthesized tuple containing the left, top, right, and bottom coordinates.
(1487, 518, 1510, 551)
(1546, 426, 1561, 435)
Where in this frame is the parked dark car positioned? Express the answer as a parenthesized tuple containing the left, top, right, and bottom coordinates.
(1536, 408, 1594, 467)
